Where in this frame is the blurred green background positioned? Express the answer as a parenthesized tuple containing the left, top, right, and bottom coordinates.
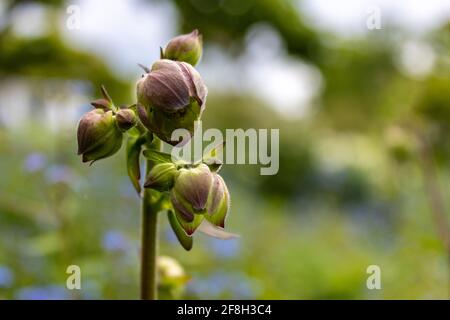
(1, 0, 450, 299)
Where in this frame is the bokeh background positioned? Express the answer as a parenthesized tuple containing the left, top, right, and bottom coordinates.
(1, 0, 450, 299)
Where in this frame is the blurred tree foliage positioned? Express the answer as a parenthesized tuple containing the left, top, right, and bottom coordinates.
(0, 1, 130, 102)
(170, 0, 322, 63)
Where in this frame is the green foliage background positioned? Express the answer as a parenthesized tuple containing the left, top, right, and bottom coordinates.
(0, 0, 450, 299)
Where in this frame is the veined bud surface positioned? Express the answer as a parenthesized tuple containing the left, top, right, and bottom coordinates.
(163, 29, 203, 66)
(205, 173, 230, 228)
(170, 164, 230, 235)
(144, 162, 178, 191)
(136, 59, 207, 145)
(77, 109, 122, 163)
(116, 108, 137, 131)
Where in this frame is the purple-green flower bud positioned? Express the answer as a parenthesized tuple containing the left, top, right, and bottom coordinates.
(164, 29, 203, 66)
(77, 109, 123, 163)
(144, 162, 178, 191)
(170, 164, 212, 235)
(205, 173, 230, 228)
(169, 164, 231, 235)
(116, 108, 137, 131)
(137, 59, 206, 113)
(136, 59, 207, 145)
(90, 98, 111, 110)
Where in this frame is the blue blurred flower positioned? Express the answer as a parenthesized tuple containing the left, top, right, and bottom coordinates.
(0, 266, 14, 288)
(44, 164, 74, 184)
(80, 280, 102, 299)
(16, 285, 71, 300)
(23, 153, 47, 173)
(209, 238, 240, 259)
(164, 226, 179, 244)
(102, 230, 129, 252)
(119, 178, 139, 199)
(187, 271, 257, 299)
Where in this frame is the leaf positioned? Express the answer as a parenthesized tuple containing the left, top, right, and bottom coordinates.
(197, 219, 239, 240)
(126, 134, 145, 194)
(203, 157, 223, 172)
(202, 142, 225, 172)
(100, 84, 112, 102)
(142, 149, 175, 166)
(168, 210, 193, 251)
(204, 141, 225, 159)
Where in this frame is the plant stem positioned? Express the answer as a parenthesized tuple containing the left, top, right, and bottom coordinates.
(140, 139, 161, 300)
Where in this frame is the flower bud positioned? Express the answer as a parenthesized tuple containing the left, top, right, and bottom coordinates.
(157, 256, 189, 299)
(205, 173, 230, 228)
(163, 29, 203, 66)
(90, 98, 111, 110)
(77, 109, 123, 163)
(116, 108, 137, 131)
(144, 162, 178, 191)
(136, 59, 207, 145)
(170, 164, 212, 235)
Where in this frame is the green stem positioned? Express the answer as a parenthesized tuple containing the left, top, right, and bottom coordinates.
(140, 138, 161, 300)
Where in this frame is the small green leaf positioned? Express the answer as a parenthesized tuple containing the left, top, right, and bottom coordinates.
(203, 142, 225, 172)
(144, 163, 178, 191)
(168, 210, 193, 251)
(126, 134, 145, 194)
(203, 157, 223, 172)
(143, 149, 174, 165)
(204, 141, 225, 158)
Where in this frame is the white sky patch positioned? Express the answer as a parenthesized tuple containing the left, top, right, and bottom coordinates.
(299, 0, 450, 36)
(60, 0, 178, 78)
(9, 3, 50, 38)
(244, 57, 321, 118)
(397, 41, 436, 79)
(201, 24, 322, 118)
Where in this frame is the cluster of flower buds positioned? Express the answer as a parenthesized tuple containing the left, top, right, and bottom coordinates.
(77, 86, 137, 164)
(144, 150, 230, 238)
(77, 30, 235, 252)
(136, 30, 206, 146)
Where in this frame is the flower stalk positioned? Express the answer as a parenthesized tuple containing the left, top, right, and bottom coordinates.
(140, 139, 161, 299)
(76, 30, 235, 300)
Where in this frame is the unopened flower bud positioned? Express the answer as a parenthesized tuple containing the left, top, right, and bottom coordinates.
(170, 164, 212, 235)
(144, 162, 178, 191)
(90, 98, 111, 110)
(77, 109, 123, 163)
(163, 29, 203, 66)
(116, 108, 137, 131)
(136, 59, 207, 145)
(157, 256, 189, 299)
(91, 85, 114, 110)
(205, 173, 230, 228)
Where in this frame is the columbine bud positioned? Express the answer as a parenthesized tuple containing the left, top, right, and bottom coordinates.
(77, 109, 123, 163)
(205, 173, 230, 228)
(116, 108, 137, 131)
(136, 59, 207, 145)
(91, 85, 114, 110)
(144, 162, 178, 191)
(90, 98, 111, 110)
(170, 164, 230, 235)
(163, 29, 203, 66)
(170, 164, 212, 235)
(157, 256, 189, 299)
